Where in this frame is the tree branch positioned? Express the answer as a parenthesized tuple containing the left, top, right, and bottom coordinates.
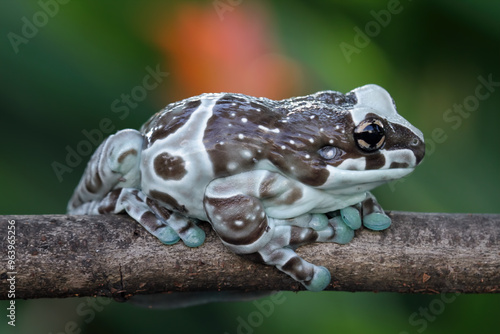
(1, 212, 499, 300)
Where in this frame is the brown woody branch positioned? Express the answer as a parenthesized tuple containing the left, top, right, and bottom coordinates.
(1, 212, 499, 300)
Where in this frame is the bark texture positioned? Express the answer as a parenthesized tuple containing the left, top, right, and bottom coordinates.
(1, 212, 499, 300)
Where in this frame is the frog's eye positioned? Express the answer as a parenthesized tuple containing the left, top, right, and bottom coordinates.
(318, 146, 341, 160)
(354, 119, 385, 152)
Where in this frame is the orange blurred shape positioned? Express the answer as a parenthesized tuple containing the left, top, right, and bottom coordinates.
(153, 2, 303, 100)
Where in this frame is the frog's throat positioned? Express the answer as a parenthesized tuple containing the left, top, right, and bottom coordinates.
(316, 165, 414, 192)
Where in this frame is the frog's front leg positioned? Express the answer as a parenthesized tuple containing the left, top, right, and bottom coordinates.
(361, 192, 392, 230)
(204, 170, 334, 291)
(332, 192, 392, 231)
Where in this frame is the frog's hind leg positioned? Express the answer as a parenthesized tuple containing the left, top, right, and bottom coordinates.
(73, 188, 180, 245)
(146, 199, 206, 248)
(67, 129, 144, 213)
(204, 171, 333, 291)
(73, 187, 205, 247)
(67, 129, 204, 247)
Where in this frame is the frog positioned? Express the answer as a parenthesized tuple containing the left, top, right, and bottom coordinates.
(68, 84, 424, 292)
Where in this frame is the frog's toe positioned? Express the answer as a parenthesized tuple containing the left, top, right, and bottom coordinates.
(303, 266, 331, 292)
(330, 216, 355, 244)
(340, 206, 362, 230)
(308, 213, 329, 231)
(363, 212, 391, 231)
(179, 226, 206, 248)
(156, 225, 181, 245)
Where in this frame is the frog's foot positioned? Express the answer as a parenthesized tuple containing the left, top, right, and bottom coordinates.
(360, 192, 392, 231)
(273, 213, 329, 231)
(148, 201, 206, 248)
(248, 224, 332, 292)
(80, 188, 205, 247)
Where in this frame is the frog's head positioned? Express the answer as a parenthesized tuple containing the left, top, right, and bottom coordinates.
(310, 84, 425, 192)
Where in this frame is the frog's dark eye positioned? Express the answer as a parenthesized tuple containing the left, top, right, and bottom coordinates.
(354, 119, 385, 152)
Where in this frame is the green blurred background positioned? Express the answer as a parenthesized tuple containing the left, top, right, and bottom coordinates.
(1, 0, 499, 333)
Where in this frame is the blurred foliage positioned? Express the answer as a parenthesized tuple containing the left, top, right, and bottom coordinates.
(1, 0, 499, 333)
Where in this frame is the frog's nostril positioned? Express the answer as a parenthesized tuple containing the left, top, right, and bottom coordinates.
(414, 140, 425, 164)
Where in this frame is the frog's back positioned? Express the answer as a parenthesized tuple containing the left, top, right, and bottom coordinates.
(140, 92, 287, 177)
(139, 93, 281, 219)
(139, 91, 356, 219)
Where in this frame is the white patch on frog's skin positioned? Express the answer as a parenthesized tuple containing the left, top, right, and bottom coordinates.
(379, 149, 416, 168)
(318, 164, 414, 193)
(258, 125, 280, 133)
(141, 95, 220, 220)
(351, 84, 424, 141)
(337, 157, 366, 171)
(336, 149, 416, 173)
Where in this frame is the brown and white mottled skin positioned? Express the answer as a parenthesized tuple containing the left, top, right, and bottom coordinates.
(68, 84, 425, 291)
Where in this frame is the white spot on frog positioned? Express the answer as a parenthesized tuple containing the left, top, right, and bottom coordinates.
(241, 150, 253, 159)
(227, 161, 239, 171)
(258, 125, 280, 133)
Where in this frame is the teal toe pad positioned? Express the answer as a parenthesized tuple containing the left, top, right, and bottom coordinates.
(157, 226, 180, 245)
(309, 214, 329, 231)
(363, 213, 392, 231)
(304, 266, 331, 292)
(340, 207, 362, 230)
(330, 216, 355, 244)
(181, 227, 206, 248)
